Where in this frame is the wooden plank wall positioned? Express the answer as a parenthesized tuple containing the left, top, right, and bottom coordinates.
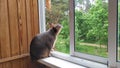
(0, 0, 39, 68)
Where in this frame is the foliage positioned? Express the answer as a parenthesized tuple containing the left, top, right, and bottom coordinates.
(46, 0, 69, 53)
(75, 0, 108, 45)
(46, 0, 116, 57)
(55, 19, 70, 53)
(46, 0, 68, 25)
(75, 44, 107, 57)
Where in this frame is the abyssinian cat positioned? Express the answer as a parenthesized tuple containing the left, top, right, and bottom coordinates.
(30, 23, 62, 61)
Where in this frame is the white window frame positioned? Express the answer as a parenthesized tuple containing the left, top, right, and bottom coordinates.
(117, 0, 120, 67)
(108, 0, 120, 67)
(38, 0, 120, 68)
(38, 0, 46, 33)
(108, 0, 118, 67)
(70, 0, 107, 64)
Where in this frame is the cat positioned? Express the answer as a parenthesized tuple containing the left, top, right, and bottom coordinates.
(30, 23, 62, 61)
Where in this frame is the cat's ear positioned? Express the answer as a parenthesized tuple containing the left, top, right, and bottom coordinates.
(49, 23, 54, 28)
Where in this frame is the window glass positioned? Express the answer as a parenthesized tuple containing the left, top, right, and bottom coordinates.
(45, 0, 70, 53)
(75, 0, 108, 58)
(118, 0, 120, 61)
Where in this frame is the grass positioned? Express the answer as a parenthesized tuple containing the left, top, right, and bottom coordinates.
(55, 36, 119, 59)
(55, 35, 70, 54)
(55, 42, 108, 58)
(55, 35, 108, 58)
(75, 44, 108, 58)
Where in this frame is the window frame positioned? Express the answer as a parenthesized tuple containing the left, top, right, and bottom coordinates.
(38, 0, 46, 33)
(69, 0, 107, 64)
(38, 0, 120, 67)
(117, 0, 120, 67)
(108, 0, 118, 67)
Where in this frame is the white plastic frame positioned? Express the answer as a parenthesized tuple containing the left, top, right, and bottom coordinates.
(69, 0, 107, 64)
(70, 0, 120, 67)
(38, 0, 46, 33)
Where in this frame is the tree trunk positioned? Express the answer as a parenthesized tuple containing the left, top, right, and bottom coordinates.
(46, 0, 51, 11)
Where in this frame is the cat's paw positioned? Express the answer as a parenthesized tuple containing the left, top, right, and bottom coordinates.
(51, 49, 54, 51)
(49, 53, 52, 57)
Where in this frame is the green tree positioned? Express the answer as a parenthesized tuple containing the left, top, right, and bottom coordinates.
(46, 0, 70, 53)
(75, 11, 89, 41)
(46, 0, 69, 25)
(75, 0, 108, 45)
(86, 0, 108, 45)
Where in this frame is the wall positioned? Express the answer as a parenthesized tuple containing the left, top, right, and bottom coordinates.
(0, 0, 39, 68)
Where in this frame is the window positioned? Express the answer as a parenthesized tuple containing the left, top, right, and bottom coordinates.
(38, 0, 120, 67)
(70, 0, 108, 64)
(45, 0, 70, 53)
(74, 0, 108, 58)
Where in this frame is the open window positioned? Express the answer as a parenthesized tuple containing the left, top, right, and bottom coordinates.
(70, 0, 108, 64)
(45, 0, 70, 53)
(38, 0, 120, 67)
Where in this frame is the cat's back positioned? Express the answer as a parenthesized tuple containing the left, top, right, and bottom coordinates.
(30, 32, 49, 45)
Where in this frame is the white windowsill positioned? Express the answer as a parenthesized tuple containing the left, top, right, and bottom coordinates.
(38, 57, 86, 68)
(37, 51, 107, 68)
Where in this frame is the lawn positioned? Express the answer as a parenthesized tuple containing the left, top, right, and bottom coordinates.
(55, 35, 108, 58)
(75, 44, 108, 58)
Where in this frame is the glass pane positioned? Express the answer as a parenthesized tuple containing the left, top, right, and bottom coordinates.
(45, 0, 70, 53)
(118, 0, 120, 61)
(75, 0, 108, 58)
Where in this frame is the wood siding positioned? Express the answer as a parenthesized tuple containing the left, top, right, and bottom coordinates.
(0, 0, 39, 68)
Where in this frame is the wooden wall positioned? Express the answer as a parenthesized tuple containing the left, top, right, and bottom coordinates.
(0, 0, 39, 68)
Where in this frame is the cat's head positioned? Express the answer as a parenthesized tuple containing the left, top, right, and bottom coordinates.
(49, 23, 63, 35)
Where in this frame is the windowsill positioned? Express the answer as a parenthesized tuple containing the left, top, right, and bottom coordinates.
(38, 57, 86, 68)
(37, 51, 107, 68)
